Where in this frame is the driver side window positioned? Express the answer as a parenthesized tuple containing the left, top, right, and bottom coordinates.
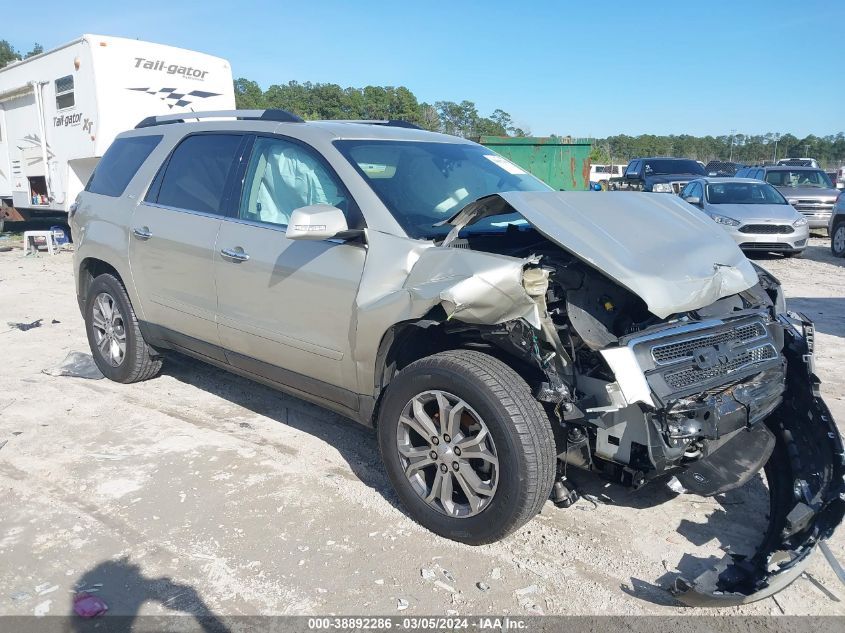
(239, 137, 349, 228)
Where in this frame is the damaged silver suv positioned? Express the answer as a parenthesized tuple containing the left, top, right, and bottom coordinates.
(71, 110, 844, 606)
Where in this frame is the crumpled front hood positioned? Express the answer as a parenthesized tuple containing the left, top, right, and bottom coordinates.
(446, 191, 760, 319)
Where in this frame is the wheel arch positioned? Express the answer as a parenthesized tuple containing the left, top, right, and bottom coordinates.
(369, 316, 551, 428)
(77, 257, 125, 313)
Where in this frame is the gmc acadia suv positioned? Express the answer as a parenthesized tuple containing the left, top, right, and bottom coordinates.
(71, 110, 844, 606)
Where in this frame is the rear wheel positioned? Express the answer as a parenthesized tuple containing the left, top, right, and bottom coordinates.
(377, 350, 556, 545)
(831, 221, 845, 257)
(85, 274, 162, 383)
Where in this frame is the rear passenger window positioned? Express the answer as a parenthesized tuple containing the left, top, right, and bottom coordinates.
(154, 134, 243, 214)
(85, 135, 162, 197)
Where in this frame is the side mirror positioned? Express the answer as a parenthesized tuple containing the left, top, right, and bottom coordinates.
(685, 196, 702, 206)
(285, 204, 351, 241)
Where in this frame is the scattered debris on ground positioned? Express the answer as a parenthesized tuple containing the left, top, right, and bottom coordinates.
(42, 351, 104, 380)
(5, 318, 42, 332)
(73, 592, 109, 618)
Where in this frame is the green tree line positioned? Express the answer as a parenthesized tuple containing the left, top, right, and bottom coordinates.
(0, 40, 44, 67)
(238, 77, 844, 168)
(592, 132, 845, 169)
(234, 78, 529, 138)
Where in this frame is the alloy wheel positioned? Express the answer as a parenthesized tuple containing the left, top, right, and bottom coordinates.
(91, 292, 127, 367)
(834, 225, 845, 255)
(396, 390, 499, 518)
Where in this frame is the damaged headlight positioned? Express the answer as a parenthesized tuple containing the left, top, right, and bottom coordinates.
(652, 183, 674, 193)
(709, 213, 740, 227)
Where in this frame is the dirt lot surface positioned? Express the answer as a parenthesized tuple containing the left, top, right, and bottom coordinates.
(1, 236, 844, 619)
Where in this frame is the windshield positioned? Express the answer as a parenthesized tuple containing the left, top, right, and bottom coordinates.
(706, 182, 788, 205)
(334, 140, 552, 239)
(765, 169, 833, 189)
(643, 159, 706, 176)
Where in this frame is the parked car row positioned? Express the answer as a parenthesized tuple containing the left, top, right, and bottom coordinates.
(604, 155, 843, 258)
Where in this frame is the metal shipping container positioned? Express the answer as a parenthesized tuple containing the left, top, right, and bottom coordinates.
(479, 136, 593, 191)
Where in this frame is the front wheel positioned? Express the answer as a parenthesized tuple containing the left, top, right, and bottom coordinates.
(831, 221, 845, 257)
(377, 350, 556, 545)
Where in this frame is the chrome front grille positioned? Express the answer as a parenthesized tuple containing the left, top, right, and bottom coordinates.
(791, 199, 834, 214)
(663, 344, 778, 390)
(624, 316, 784, 401)
(651, 321, 767, 365)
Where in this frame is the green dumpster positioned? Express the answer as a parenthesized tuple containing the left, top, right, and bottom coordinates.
(479, 136, 593, 191)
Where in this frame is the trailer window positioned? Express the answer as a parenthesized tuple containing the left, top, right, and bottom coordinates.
(55, 75, 75, 110)
(85, 135, 162, 197)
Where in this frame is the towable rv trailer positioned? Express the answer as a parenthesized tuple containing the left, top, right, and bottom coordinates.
(0, 34, 235, 228)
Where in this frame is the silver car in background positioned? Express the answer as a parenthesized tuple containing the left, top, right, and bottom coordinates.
(736, 166, 839, 230)
(680, 177, 809, 257)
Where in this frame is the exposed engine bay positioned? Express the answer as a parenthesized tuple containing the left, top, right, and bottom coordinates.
(427, 193, 845, 606)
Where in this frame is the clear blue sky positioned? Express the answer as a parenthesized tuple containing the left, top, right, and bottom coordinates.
(5, 1, 842, 137)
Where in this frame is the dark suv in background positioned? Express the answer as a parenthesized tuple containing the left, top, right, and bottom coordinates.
(609, 157, 706, 193)
(736, 165, 838, 231)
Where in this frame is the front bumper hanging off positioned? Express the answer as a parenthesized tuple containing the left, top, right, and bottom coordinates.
(672, 313, 845, 606)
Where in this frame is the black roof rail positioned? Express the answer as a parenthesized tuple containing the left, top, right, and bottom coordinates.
(330, 119, 422, 130)
(135, 109, 304, 129)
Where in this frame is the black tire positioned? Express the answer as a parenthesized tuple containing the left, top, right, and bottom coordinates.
(831, 221, 845, 258)
(84, 273, 162, 383)
(377, 349, 556, 545)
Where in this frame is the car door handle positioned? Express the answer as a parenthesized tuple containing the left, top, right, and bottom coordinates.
(132, 227, 152, 240)
(220, 247, 250, 262)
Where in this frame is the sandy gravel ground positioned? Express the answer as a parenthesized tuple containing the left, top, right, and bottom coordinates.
(0, 236, 844, 620)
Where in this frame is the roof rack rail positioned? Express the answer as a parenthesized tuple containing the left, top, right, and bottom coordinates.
(331, 119, 422, 130)
(135, 109, 303, 129)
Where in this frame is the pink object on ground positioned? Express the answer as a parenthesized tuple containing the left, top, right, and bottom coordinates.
(73, 592, 108, 618)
